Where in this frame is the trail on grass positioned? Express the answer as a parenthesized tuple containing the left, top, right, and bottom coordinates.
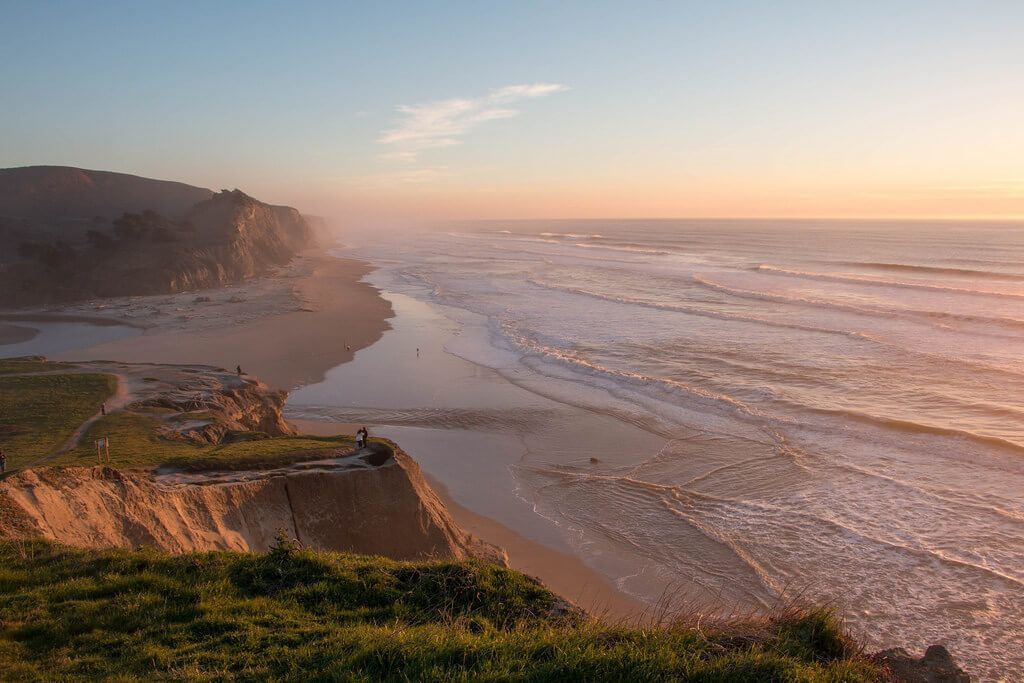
(28, 372, 131, 468)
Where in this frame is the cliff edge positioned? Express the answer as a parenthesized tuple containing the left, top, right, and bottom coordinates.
(0, 449, 504, 563)
(0, 356, 504, 564)
(0, 166, 314, 306)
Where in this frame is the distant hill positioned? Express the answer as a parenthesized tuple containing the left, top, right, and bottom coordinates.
(0, 166, 214, 224)
(0, 166, 313, 306)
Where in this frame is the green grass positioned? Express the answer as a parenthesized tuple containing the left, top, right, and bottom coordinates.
(51, 411, 355, 471)
(0, 372, 116, 471)
(0, 540, 880, 681)
(0, 357, 76, 375)
(0, 357, 353, 473)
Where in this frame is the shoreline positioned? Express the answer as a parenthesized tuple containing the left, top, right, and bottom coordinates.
(0, 323, 38, 346)
(424, 472, 647, 621)
(49, 252, 394, 389)
(291, 415, 645, 621)
(6, 248, 650, 622)
(283, 285, 667, 623)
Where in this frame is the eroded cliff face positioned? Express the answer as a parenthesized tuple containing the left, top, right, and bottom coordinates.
(150, 191, 312, 294)
(0, 450, 504, 563)
(0, 186, 314, 306)
(135, 367, 296, 444)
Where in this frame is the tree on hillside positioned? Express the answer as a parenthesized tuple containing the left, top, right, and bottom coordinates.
(151, 226, 178, 243)
(113, 213, 149, 241)
(86, 229, 115, 250)
(17, 240, 77, 269)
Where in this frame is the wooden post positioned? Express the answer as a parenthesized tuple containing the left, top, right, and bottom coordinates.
(95, 437, 110, 464)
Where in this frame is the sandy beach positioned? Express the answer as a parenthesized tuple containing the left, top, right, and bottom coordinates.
(425, 474, 647, 620)
(49, 254, 394, 389)
(0, 323, 38, 346)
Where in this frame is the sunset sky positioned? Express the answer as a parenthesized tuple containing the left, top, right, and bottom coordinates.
(2, 1, 1022, 223)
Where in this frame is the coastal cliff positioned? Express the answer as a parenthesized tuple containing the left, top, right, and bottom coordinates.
(0, 357, 502, 563)
(0, 166, 314, 306)
(0, 450, 502, 563)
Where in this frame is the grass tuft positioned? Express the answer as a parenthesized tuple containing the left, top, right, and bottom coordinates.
(0, 540, 882, 681)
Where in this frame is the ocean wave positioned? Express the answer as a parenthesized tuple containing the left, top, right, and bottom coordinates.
(526, 277, 882, 342)
(524, 464, 1024, 590)
(519, 279, 1024, 451)
(573, 242, 672, 255)
(501, 319, 767, 423)
(794, 403, 1024, 455)
(805, 450, 1024, 525)
(757, 264, 1024, 299)
(692, 275, 1024, 335)
(537, 231, 605, 239)
(832, 261, 1024, 281)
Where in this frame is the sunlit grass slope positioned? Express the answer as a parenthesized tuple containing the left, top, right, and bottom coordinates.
(0, 539, 880, 681)
(0, 360, 116, 471)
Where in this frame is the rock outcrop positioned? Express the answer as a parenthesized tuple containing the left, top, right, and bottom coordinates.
(42, 360, 297, 445)
(137, 370, 296, 444)
(0, 166, 314, 306)
(0, 450, 505, 564)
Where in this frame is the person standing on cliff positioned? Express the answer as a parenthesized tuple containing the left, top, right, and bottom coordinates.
(236, 365, 243, 376)
(356, 427, 368, 449)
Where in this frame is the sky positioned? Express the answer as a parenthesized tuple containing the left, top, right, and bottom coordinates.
(2, 1, 1023, 224)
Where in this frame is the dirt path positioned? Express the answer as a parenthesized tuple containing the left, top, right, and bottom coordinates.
(21, 371, 133, 469)
(54, 372, 131, 454)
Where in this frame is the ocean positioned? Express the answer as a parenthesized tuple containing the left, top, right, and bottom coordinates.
(300, 219, 1024, 679)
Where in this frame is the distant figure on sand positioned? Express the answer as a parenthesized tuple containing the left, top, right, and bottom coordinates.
(236, 365, 243, 376)
(356, 426, 368, 449)
(0, 449, 6, 474)
(100, 403, 106, 416)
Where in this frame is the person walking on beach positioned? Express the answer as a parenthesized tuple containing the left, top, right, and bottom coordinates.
(0, 449, 6, 474)
(100, 403, 106, 416)
(356, 427, 368, 449)
(236, 365, 243, 376)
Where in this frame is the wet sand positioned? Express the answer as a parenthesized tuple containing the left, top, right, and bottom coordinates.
(291, 415, 644, 620)
(53, 255, 393, 389)
(286, 290, 668, 622)
(0, 323, 38, 346)
(426, 473, 646, 621)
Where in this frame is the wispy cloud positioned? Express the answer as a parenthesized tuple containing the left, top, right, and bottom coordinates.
(379, 82, 568, 162)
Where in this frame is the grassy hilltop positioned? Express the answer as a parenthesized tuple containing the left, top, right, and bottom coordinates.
(0, 357, 353, 475)
(0, 539, 879, 681)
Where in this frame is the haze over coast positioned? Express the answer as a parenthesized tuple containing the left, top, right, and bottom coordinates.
(3, 2, 1022, 679)
(0, 166, 1000, 678)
